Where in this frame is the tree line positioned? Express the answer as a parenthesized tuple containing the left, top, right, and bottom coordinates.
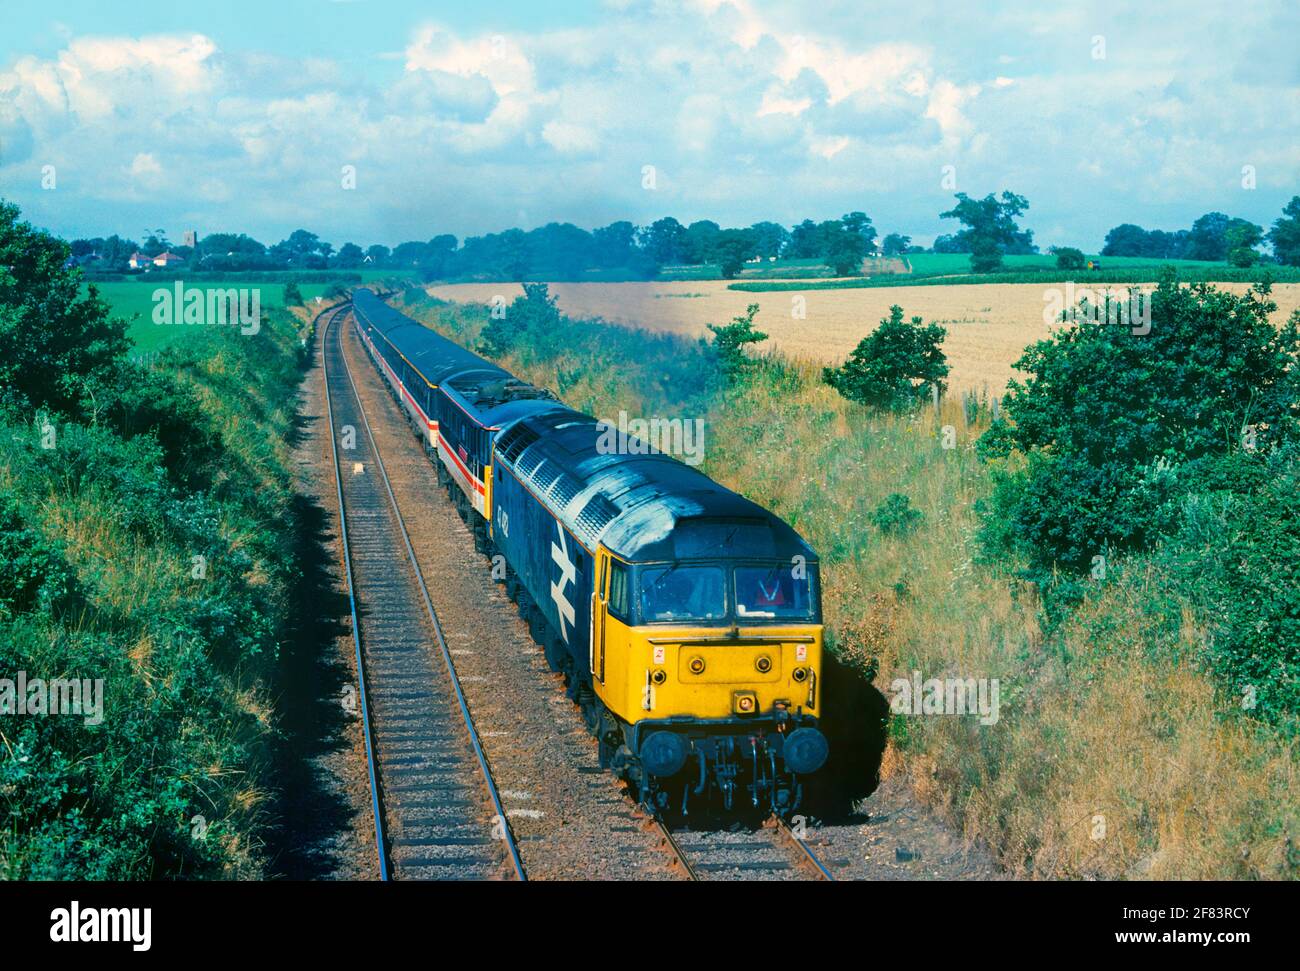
(66, 192, 1300, 282)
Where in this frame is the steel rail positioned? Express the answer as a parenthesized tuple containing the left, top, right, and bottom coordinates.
(330, 306, 527, 881)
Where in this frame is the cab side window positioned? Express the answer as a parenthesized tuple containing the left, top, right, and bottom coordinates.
(608, 561, 629, 621)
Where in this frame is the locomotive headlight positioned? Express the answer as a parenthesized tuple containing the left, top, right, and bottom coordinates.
(650, 669, 667, 685)
(688, 656, 706, 675)
(732, 690, 758, 715)
(755, 655, 772, 673)
(791, 666, 808, 683)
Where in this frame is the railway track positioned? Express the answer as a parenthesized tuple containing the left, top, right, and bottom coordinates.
(652, 815, 837, 881)
(321, 303, 526, 881)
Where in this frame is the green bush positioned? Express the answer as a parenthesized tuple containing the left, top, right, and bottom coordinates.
(1054, 246, 1086, 270)
(1157, 449, 1300, 732)
(479, 282, 561, 358)
(0, 200, 129, 415)
(870, 493, 925, 536)
(0, 492, 76, 620)
(707, 303, 768, 384)
(823, 305, 948, 408)
(0, 199, 307, 877)
(979, 274, 1300, 573)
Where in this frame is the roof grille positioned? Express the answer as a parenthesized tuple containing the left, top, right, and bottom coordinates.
(530, 461, 562, 494)
(515, 444, 546, 478)
(574, 494, 619, 541)
(496, 425, 540, 465)
(548, 473, 584, 510)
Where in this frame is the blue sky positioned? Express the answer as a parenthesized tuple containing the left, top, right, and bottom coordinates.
(1, 1, 1296, 250)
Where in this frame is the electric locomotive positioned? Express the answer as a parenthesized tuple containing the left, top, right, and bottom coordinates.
(350, 290, 829, 816)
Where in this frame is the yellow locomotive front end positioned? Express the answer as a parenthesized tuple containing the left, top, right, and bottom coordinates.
(591, 548, 828, 815)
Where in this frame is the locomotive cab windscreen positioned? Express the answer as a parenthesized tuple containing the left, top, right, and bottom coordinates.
(636, 560, 819, 626)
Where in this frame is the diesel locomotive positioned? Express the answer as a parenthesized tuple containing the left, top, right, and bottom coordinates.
(351, 288, 829, 815)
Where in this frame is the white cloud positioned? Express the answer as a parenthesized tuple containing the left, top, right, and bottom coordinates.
(0, 2, 1295, 251)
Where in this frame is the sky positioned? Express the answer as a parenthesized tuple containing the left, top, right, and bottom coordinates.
(0, 0, 1297, 250)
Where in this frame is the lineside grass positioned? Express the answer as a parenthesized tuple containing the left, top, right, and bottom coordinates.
(0, 308, 309, 878)
(395, 287, 1300, 880)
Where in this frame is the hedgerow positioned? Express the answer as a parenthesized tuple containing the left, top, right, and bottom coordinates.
(0, 199, 307, 878)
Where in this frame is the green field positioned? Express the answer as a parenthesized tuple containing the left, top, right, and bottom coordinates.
(86, 270, 407, 353)
(655, 252, 1250, 286)
(88, 281, 330, 353)
(730, 255, 1300, 292)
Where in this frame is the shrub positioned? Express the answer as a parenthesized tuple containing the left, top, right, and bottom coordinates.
(479, 282, 561, 358)
(0, 492, 76, 619)
(707, 303, 768, 384)
(979, 273, 1300, 573)
(823, 305, 948, 408)
(870, 493, 924, 536)
(0, 200, 129, 415)
(1158, 448, 1300, 732)
(1053, 246, 1086, 270)
(1228, 246, 1259, 268)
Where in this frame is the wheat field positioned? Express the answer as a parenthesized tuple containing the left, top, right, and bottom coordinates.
(427, 280, 1300, 396)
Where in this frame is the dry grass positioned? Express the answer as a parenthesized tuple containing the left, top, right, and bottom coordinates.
(403, 291, 1300, 880)
(428, 280, 1300, 396)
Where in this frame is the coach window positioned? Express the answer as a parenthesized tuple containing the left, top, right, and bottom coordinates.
(608, 561, 629, 621)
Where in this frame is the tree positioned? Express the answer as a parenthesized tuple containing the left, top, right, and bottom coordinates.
(0, 200, 129, 414)
(365, 244, 390, 267)
(336, 242, 364, 267)
(714, 228, 756, 279)
(939, 191, 1030, 272)
(978, 272, 1300, 573)
(1268, 196, 1300, 267)
(1101, 223, 1149, 257)
(642, 217, 687, 266)
(593, 221, 637, 268)
(788, 219, 822, 259)
(822, 305, 949, 408)
(141, 233, 169, 257)
(1053, 246, 1086, 270)
(681, 220, 721, 265)
(283, 282, 304, 306)
(748, 221, 789, 259)
(1183, 212, 1259, 262)
(881, 233, 912, 256)
(1226, 222, 1262, 267)
(841, 211, 878, 256)
(707, 303, 767, 383)
(931, 233, 968, 254)
(817, 215, 874, 276)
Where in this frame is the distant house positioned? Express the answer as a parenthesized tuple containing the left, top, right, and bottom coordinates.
(152, 252, 185, 268)
(128, 252, 152, 269)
